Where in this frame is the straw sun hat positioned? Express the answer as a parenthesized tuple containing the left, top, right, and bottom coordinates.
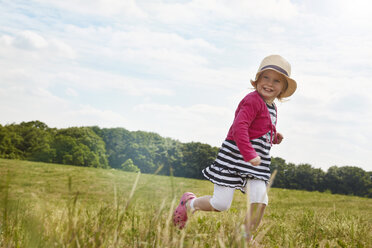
(252, 55, 297, 98)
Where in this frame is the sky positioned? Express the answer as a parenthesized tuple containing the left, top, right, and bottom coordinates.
(1, 0, 371, 172)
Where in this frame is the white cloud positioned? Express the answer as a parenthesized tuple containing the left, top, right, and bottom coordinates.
(134, 103, 231, 117)
(268, 26, 286, 34)
(227, 0, 298, 20)
(0, 29, 174, 97)
(56, 67, 175, 97)
(57, 25, 223, 86)
(0, 86, 69, 122)
(133, 103, 232, 144)
(0, 86, 128, 129)
(64, 105, 128, 128)
(50, 39, 76, 59)
(35, 0, 147, 18)
(15, 30, 48, 49)
(146, 0, 298, 23)
(0, 34, 14, 46)
(29, 0, 300, 24)
(299, 0, 372, 28)
(65, 88, 78, 97)
(110, 29, 219, 53)
(66, 25, 218, 68)
(273, 82, 372, 170)
(0, 31, 76, 61)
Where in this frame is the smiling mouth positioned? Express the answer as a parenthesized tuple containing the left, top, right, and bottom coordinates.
(263, 87, 273, 92)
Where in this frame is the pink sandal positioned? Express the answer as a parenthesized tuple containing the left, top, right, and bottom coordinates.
(173, 192, 196, 229)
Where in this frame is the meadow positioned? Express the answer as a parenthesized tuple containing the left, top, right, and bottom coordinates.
(0, 158, 371, 247)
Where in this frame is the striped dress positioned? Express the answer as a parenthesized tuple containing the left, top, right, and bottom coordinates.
(202, 103, 276, 193)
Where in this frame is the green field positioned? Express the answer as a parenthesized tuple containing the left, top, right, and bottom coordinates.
(0, 158, 371, 247)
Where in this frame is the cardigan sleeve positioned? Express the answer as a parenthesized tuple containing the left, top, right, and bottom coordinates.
(230, 98, 259, 162)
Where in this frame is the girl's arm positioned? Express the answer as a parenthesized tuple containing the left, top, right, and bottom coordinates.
(230, 99, 259, 162)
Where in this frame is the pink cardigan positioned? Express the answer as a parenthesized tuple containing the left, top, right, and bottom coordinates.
(226, 90, 277, 162)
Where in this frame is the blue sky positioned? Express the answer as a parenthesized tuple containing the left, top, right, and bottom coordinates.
(1, 0, 371, 171)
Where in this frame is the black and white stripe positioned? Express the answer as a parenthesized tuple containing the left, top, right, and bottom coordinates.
(202, 103, 276, 193)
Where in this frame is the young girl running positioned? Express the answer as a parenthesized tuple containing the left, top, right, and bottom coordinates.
(173, 55, 297, 240)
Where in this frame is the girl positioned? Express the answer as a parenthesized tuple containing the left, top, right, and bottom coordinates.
(173, 55, 297, 240)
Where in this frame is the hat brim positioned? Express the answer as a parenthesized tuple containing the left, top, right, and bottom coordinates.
(254, 69, 297, 98)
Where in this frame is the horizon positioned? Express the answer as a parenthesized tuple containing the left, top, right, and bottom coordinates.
(1, 119, 371, 172)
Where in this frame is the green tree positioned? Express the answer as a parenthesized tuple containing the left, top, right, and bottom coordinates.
(99, 128, 183, 174)
(270, 157, 287, 188)
(295, 164, 325, 191)
(52, 127, 108, 168)
(0, 124, 24, 159)
(325, 166, 371, 197)
(177, 142, 218, 179)
(19, 121, 56, 162)
(121, 158, 140, 173)
(99, 128, 133, 169)
(0, 121, 56, 162)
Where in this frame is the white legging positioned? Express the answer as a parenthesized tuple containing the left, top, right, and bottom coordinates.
(210, 179, 268, 212)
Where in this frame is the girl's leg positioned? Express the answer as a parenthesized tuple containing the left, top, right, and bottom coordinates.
(246, 203, 266, 238)
(173, 184, 234, 229)
(245, 179, 268, 240)
(187, 184, 235, 212)
(187, 195, 214, 211)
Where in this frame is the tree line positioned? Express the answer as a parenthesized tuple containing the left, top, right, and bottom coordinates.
(0, 121, 371, 198)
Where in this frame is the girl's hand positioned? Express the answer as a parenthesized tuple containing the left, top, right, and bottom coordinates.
(249, 156, 261, 166)
(274, 132, 284, 144)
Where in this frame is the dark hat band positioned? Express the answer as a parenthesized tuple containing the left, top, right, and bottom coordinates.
(260, 65, 288, 77)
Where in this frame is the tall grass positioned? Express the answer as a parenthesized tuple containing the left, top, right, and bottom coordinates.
(0, 158, 372, 247)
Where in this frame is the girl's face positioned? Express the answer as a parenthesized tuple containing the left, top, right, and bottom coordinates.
(255, 70, 286, 104)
